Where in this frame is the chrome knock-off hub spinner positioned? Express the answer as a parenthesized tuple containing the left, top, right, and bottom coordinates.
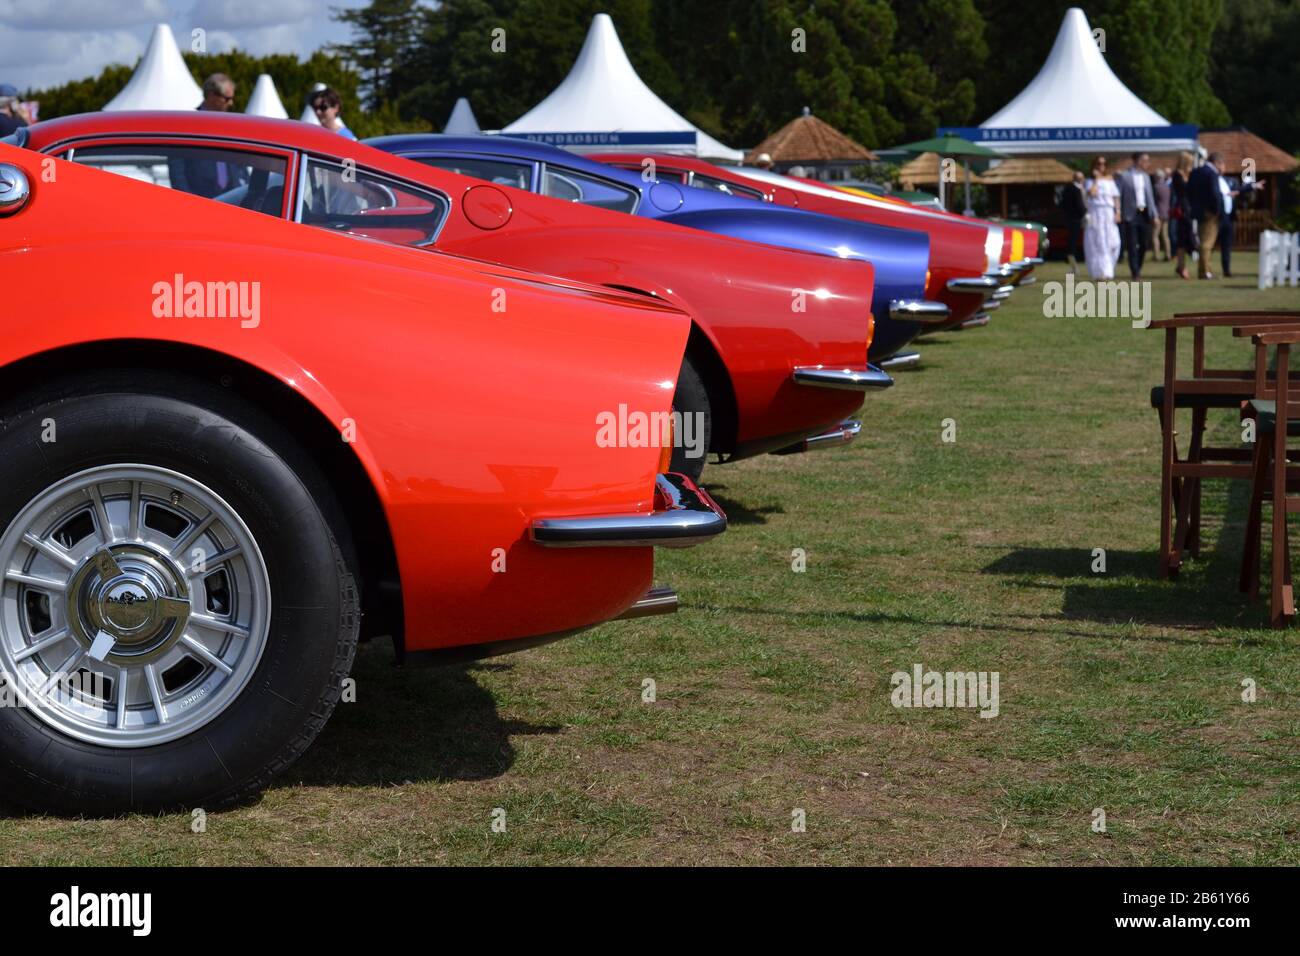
(68, 545, 192, 662)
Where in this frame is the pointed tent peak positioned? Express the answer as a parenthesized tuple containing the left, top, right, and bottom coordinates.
(245, 74, 288, 119)
(444, 97, 481, 134)
(746, 112, 876, 166)
(300, 82, 326, 124)
(983, 6, 1168, 128)
(503, 13, 742, 163)
(103, 23, 203, 111)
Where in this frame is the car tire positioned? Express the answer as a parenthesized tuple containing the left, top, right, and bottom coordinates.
(0, 372, 359, 815)
(670, 355, 711, 483)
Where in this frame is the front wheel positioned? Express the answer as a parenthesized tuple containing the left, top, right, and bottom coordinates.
(0, 375, 358, 814)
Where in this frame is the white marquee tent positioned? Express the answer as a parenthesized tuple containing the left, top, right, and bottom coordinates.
(502, 13, 743, 162)
(245, 73, 288, 119)
(103, 23, 203, 111)
(940, 7, 1197, 155)
(444, 97, 481, 134)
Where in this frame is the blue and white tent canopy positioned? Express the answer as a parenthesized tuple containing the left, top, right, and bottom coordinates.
(941, 7, 1197, 155)
(502, 14, 743, 163)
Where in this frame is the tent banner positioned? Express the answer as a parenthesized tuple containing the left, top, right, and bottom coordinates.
(939, 125, 1198, 145)
(506, 131, 697, 147)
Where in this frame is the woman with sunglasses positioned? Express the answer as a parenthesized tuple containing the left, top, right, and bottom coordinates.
(310, 87, 357, 141)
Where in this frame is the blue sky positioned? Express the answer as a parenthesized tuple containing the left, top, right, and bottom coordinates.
(0, 0, 377, 91)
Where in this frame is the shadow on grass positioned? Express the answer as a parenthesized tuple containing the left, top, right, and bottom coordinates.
(282, 643, 562, 791)
(979, 478, 1272, 631)
(698, 483, 784, 526)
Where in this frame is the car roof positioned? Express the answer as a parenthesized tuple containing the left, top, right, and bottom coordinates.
(32, 111, 368, 155)
(585, 152, 725, 176)
(366, 133, 654, 189)
(25, 110, 466, 193)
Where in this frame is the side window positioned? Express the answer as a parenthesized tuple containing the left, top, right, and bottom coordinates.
(417, 156, 532, 190)
(67, 144, 287, 217)
(689, 173, 766, 202)
(541, 166, 639, 213)
(298, 157, 449, 247)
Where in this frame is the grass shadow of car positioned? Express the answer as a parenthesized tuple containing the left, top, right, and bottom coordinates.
(698, 483, 784, 526)
(278, 641, 562, 791)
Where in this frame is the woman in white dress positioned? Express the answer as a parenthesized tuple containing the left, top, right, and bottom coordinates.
(1083, 156, 1121, 279)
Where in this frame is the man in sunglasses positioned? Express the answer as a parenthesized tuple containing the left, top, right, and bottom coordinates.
(170, 74, 246, 198)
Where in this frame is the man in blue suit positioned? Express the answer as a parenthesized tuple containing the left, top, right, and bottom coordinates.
(1118, 152, 1155, 279)
(1218, 172, 1267, 278)
(1187, 153, 1225, 279)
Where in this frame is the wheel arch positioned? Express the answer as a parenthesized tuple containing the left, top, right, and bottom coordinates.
(601, 284, 739, 455)
(0, 340, 404, 646)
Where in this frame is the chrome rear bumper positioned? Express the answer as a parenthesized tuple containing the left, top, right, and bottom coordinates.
(806, 418, 861, 449)
(981, 298, 1001, 312)
(889, 298, 951, 323)
(793, 364, 894, 391)
(530, 473, 727, 548)
(773, 419, 862, 455)
(946, 275, 1000, 295)
(879, 351, 920, 370)
(960, 313, 990, 329)
(613, 586, 679, 620)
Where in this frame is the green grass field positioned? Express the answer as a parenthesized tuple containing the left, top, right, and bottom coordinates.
(3, 252, 1299, 865)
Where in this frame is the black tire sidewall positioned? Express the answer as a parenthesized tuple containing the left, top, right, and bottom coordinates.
(670, 355, 711, 482)
(0, 377, 353, 814)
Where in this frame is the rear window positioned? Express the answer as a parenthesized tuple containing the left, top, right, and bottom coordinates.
(690, 172, 765, 201)
(418, 156, 531, 190)
(298, 156, 449, 247)
(541, 165, 639, 213)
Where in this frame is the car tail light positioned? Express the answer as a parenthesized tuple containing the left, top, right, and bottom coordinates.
(657, 413, 674, 474)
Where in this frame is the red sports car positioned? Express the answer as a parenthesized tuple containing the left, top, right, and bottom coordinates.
(0, 141, 725, 813)
(17, 113, 891, 481)
(588, 153, 1018, 335)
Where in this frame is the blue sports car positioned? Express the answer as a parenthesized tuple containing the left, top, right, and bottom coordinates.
(365, 134, 947, 363)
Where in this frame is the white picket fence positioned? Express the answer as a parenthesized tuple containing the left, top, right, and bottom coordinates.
(1259, 230, 1300, 289)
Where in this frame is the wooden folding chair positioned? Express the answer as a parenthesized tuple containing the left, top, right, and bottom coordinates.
(1147, 311, 1300, 577)
(1237, 327, 1300, 626)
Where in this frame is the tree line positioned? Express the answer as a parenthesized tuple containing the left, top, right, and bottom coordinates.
(26, 0, 1300, 155)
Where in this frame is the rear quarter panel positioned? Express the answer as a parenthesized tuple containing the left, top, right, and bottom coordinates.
(0, 145, 691, 651)
(434, 194, 877, 447)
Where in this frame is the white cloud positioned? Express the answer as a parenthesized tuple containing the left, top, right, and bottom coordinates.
(0, 0, 169, 29)
(190, 0, 316, 31)
(0, 0, 372, 92)
(0, 28, 144, 88)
